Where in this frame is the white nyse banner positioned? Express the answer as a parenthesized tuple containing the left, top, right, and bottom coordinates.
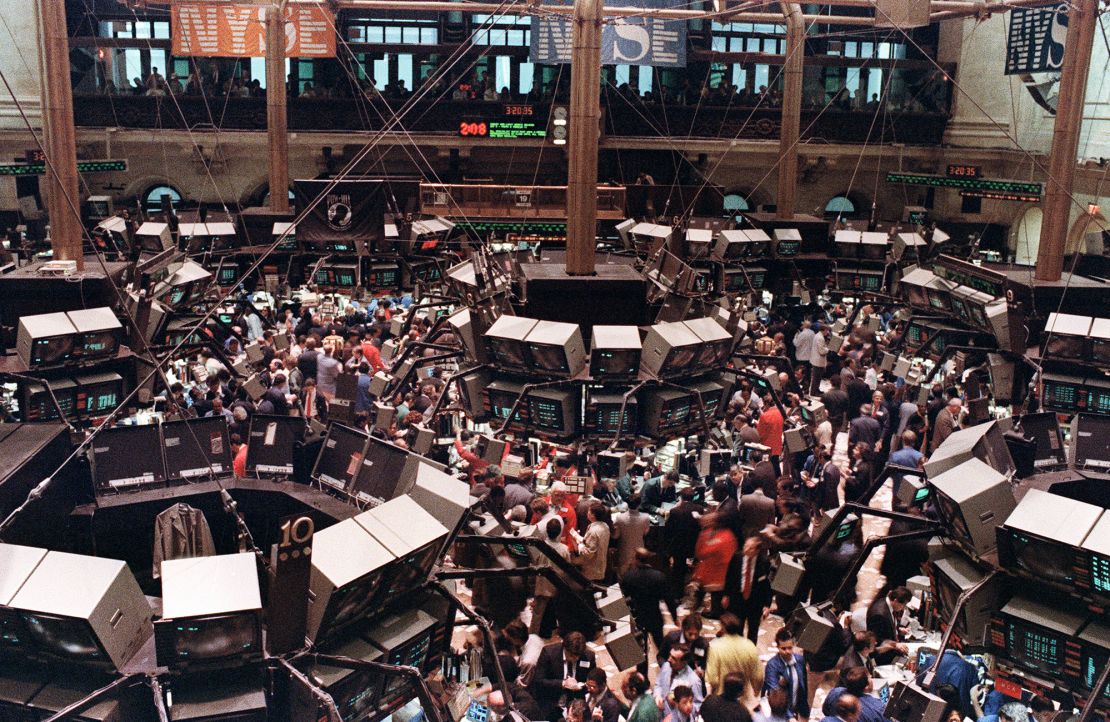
(530, 0, 687, 67)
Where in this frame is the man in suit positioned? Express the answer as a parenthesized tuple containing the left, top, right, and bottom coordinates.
(584, 668, 622, 722)
(821, 693, 861, 722)
(297, 337, 319, 381)
(724, 537, 772, 644)
(931, 396, 963, 453)
(747, 449, 778, 498)
(848, 404, 882, 449)
(866, 586, 911, 665)
(641, 469, 679, 514)
(531, 631, 596, 722)
(664, 487, 703, 599)
(299, 377, 327, 423)
(621, 548, 677, 654)
(736, 478, 776, 541)
(763, 627, 810, 719)
(822, 666, 889, 722)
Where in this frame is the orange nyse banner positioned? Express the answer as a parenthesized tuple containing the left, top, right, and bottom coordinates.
(171, 4, 336, 58)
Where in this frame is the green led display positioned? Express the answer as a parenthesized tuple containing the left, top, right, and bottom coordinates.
(489, 121, 546, 139)
(886, 172, 1042, 196)
(464, 222, 566, 232)
(0, 159, 128, 176)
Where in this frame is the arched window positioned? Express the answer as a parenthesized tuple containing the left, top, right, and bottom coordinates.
(723, 192, 751, 220)
(143, 184, 182, 213)
(824, 194, 857, 217)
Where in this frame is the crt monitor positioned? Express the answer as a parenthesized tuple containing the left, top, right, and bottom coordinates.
(525, 321, 586, 377)
(348, 434, 412, 505)
(486, 380, 526, 425)
(927, 458, 1016, 558)
(1043, 313, 1090, 360)
(991, 595, 1087, 680)
(641, 321, 701, 378)
(92, 424, 167, 493)
(1041, 373, 1085, 413)
(161, 416, 234, 480)
(1091, 318, 1110, 365)
(1016, 412, 1067, 469)
(156, 613, 262, 671)
(217, 264, 240, 286)
(1071, 414, 1110, 471)
(313, 423, 370, 494)
(526, 387, 580, 436)
(1076, 621, 1110, 702)
(307, 519, 394, 643)
(929, 552, 1003, 647)
(586, 392, 638, 435)
(484, 316, 537, 371)
(74, 372, 124, 417)
(246, 415, 305, 476)
(591, 326, 642, 378)
(366, 263, 401, 290)
(997, 489, 1102, 590)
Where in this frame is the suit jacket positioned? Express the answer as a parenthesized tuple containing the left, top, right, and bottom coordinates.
(749, 461, 778, 498)
(931, 407, 960, 452)
(737, 490, 776, 540)
(574, 521, 610, 581)
(299, 389, 328, 422)
(725, 549, 772, 608)
(664, 501, 702, 559)
(531, 643, 597, 717)
(587, 689, 623, 722)
(621, 565, 675, 629)
(866, 596, 901, 664)
(762, 653, 810, 717)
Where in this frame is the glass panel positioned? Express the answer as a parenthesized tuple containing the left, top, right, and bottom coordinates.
(349, 26, 366, 43)
(403, 27, 418, 44)
(368, 26, 384, 43)
(747, 38, 760, 52)
(723, 193, 750, 212)
(519, 61, 534, 95)
(116, 22, 133, 39)
(615, 65, 630, 86)
(508, 29, 524, 46)
(868, 67, 883, 102)
(153, 22, 170, 40)
(251, 57, 267, 88)
(124, 49, 143, 88)
(385, 26, 402, 43)
(754, 64, 769, 92)
(422, 28, 438, 44)
(374, 55, 390, 85)
(712, 37, 725, 52)
(397, 53, 413, 91)
(490, 29, 506, 44)
(860, 42, 874, 57)
(729, 37, 743, 52)
(732, 64, 746, 90)
(826, 196, 855, 213)
(638, 65, 653, 94)
(495, 56, 512, 94)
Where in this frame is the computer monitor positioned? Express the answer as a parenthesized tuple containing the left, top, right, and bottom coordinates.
(590, 326, 642, 378)
(10, 551, 152, 672)
(355, 496, 447, 615)
(690, 378, 727, 421)
(1070, 414, 1110, 472)
(997, 490, 1101, 592)
(307, 518, 395, 643)
(640, 387, 696, 436)
(714, 229, 769, 260)
(524, 320, 586, 377)
(485, 379, 526, 426)
(683, 317, 733, 369)
(312, 423, 370, 494)
(485, 315, 538, 371)
(1076, 621, 1110, 702)
(66, 308, 122, 360)
(295, 638, 384, 722)
(929, 551, 1004, 647)
(641, 321, 702, 378)
(859, 232, 889, 261)
(156, 553, 262, 671)
(927, 458, 1016, 558)
(245, 415, 305, 477)
(526, 387, 580, 436)
(92, 424, 167, 493)
(365, 608, 440, 696)
(746, 266, 767, 289)
(315, 263, 359, 289)
(924, 420, 1015, 479)
(1041, 372, 1086, 413)
(720, 267, 749, 293)
(21, 378, 77, 422)
(1043, 312, 1091, 360)
(349, 435, 417, 505)
(217, 264, 240, 287)
(585, 391, 638, 435)
(684, 228, 714, 260)
(1091, 318, 1110, 366)
(161, 416, 233, 481)
(135, 222, 172, 253)
(772, 228, 802, 258)
(16, 312, 77, 368)
(990, 595, 1087, 680)
(1081, 513, 1110, 604)
(366, 263, 401, 291)
(73, 372, 125, 417)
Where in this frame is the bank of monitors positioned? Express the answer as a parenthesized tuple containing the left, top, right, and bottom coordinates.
(684, 228, 714, 260)
(1092, 318, 1110, 366)
(895, 232, 928, 262)
(998, 490, 1102, 593)
(1069, 414, 1110, 472)
(312, 423, 370, 494)
(6, 549, 152, 672)
(349, 435, 416, 505)
(715, 229, 769, 260)
(585, 391, 638, 435)
(16, 312, 77, 367)
(294, 638, 384, 722)
(161, 416, 233, 481)
(245, 415, 305, 477)
(485, 380, 527, 427)
(927, 458, 1015, 558)
(156, 553, 262, 672)
(525, 321, 586, 377)
(92, 424, 167, 493)
(640, 321, 702, 378)
(66, 308, 123, 360)
(527, 387, 581, 436)
(990, 595, 1087, 681)
(590, 326, 642, 379)
(640, 387, 696, 436)
(929, 550, 1004, 648)
(306, 518, 395, 643)
(485, 316, 538, 372)
(1043, 312, 1091, 360)
(315, 263, 359, 289)
(354, 496, 448, 615)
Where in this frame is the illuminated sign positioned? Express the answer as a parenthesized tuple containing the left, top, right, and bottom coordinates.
(503, 104, 535, 117)
(886, 172, 1042, 197)
(457, 120, 547, 139)
(960, 190, 1042, 203)
(0, 159, 128, 176)
(947, 164, 981, 178)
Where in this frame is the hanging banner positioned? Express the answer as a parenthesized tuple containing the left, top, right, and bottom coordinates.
(172, 4, 336, 58)
(1004, 3, 1067, 75)
(293, 180, 385, 245)
(530, 0, 687, 67)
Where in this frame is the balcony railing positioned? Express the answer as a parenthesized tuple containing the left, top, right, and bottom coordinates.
(72, 95, 949, 145)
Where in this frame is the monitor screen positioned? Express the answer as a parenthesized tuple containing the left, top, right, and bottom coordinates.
(487, 388, 523, 423)
(350, 437, 410, 504)
(1092, 338, 1110, 366)
(321, 574, 385, 640)
(1018, 412, 1066, 467)
(592, 349, 639, 376)
(1089, 551, 1110, 599)
(165, 613, 260, 667)
(374, 544, 439, 616)
(24, 386, 76, 421)
(1001, 530, 1077, 586)
(932, 572, 963, 638)
(968, 303, 988, 329)
(79, 331, 118, 357)
(330, 667, 383, 721)
(528, 396, 565, 432)
(660, 395, 694, 429)
(948, 296, 969, 322)
(927, 288, 950, 310)
(529, 343, 569, 374)
(1045, 335, 1086, 360)
(488, 338, 529, 368)
(748, 270, 766, 289)
(337, 270, 357, 288)
(1043, 378, 1082, 412)
(914, 485, 931, 503)
(79, 379, 124, 415)
(1004, 617, 1064, 676)
(0, 608, 27, 654)
(663, 347, 698, 374)
(218, 266, 239, 285)
(31, 336, 74, 366)
(860, 273, 883, 292)
(724, 271, 747, 292)
(21, 612, 106, 664)
(367, 266, 399, 288)
(906, 323, 925, 347)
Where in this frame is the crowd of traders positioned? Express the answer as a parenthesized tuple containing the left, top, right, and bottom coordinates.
(158, 289, 1050, 722)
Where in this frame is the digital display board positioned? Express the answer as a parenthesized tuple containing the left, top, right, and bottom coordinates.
(947, 164, 981, 178)
(458, 120, 547, 139)
(960, 189, 1042, 203)
(0, 159, 128, 176)
(887, 172, 1043, 197)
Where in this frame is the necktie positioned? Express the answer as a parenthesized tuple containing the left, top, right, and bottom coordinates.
(787, 660, 798, 708)
(742, 554, 755, 600)
(305, 392, 314, 418)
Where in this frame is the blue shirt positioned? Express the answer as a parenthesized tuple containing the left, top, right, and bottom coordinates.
(653, 663, 704, 718)
(823, 688, 890, 722)
(355, 373, 373, 414)
(916, 651, 978, 719)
